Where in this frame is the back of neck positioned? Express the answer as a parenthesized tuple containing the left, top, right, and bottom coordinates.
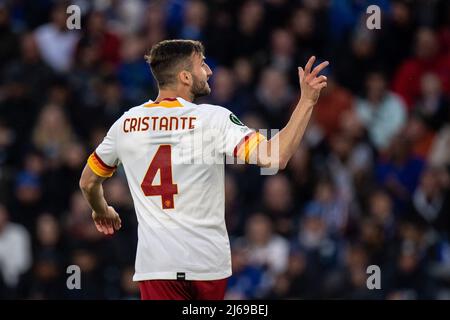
(156, 88, 193, 103)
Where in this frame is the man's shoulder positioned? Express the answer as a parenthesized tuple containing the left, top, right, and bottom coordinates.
(193, 101, 232, 117)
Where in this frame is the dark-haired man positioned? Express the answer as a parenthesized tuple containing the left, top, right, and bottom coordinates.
(79, 39, 328, 300)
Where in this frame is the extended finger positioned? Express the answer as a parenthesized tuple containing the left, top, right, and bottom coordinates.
(304, 56, 315, 75)
(310, 61, 329, 78)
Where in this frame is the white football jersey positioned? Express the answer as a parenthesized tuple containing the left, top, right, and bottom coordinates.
(87, 97, 265, 281)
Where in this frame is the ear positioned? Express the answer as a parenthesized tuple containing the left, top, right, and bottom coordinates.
(179, 70, 192, 86)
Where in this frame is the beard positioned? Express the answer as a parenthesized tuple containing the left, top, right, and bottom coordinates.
(191, 74, 211, 99)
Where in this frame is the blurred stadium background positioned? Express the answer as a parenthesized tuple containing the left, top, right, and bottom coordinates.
(0, 0, 449, 299)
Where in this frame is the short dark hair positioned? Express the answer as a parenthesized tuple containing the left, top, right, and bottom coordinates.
(145, 39, 205, 88)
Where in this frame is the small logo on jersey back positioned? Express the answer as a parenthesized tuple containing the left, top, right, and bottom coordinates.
(177, 272, 186, 280)
(229, 113, 244, 126)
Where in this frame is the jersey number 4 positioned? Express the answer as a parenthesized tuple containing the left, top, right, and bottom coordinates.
(141, 145, 178, 209)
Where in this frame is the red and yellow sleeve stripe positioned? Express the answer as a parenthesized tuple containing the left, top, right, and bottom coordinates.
(87, 152, 116, 178)
(144, 98, 183, 108)
(233, 132, 266, 163)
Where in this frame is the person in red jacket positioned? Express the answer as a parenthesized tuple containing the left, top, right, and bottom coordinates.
(392, 27, 450, 109)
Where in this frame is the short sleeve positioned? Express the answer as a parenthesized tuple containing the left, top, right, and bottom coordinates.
(87, 120, 120, 177)
(218, 108, 266, 162)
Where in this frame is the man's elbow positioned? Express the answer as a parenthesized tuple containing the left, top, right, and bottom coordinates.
(79, 164, 105, 194)
(79, 174, 98, 194)
(258, 155, 288, 170)
(79, 177, 92, 193)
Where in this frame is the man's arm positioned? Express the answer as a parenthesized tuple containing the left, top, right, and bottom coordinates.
(249, 56, 329, 169)
(79, 164, 121, 235)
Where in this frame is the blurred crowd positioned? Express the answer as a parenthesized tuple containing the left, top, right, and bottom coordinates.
(0, 0, 449, 299)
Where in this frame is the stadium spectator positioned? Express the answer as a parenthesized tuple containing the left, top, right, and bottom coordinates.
(414, 73, 449, 131)
(393, 27, 450, 108)
(261, 175, 295, 236)
(240, 213, 289, 287)
(376, 134, 425, 211)
(314, 75, 354, 139)
(355, 71, 407, 150)
(33, 3, 79, 72)
(0, 204, 32, 296)
(226, 240, 265, 300)
(408, 167, 450, 238)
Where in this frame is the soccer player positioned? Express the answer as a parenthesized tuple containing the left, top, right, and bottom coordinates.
(79, 40, 328, 300)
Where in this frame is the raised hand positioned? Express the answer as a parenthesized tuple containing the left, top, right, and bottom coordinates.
(298, 56, 329, 105)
